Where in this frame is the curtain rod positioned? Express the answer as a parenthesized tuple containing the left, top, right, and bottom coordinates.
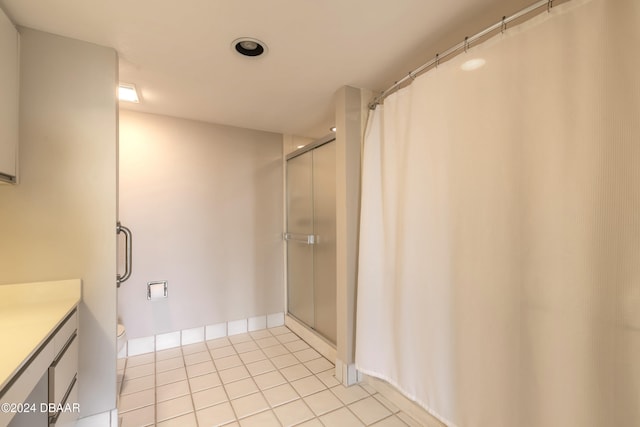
(369, 0, 564, 110)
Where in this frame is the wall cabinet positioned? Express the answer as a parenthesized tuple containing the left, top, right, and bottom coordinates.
(1, 309, 79, 427)
(0, 6, 19, 184)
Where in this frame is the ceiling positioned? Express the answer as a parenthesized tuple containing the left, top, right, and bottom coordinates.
(0, 0, 531, 138)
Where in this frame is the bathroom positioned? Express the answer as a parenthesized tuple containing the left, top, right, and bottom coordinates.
(0, 0, 638, 426)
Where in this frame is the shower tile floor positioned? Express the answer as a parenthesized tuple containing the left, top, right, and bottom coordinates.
(117, 326, 421, 426)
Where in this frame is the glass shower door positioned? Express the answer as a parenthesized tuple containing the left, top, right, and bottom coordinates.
(286, 151, 315, 328)
(286, 140, 336, 344)
(311, 141, 336, 343)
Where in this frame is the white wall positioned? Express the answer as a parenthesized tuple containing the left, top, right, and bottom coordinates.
(118, 110, 283, 339)
(0, 28, 118, 417)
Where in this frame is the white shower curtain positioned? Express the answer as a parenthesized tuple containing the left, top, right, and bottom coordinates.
(355, 0, 640, 426)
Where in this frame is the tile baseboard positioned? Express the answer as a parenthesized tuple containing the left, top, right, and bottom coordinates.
(119, 312, 285, 358)
(76, 409, 118, 427)
(335, 359, 361, 387)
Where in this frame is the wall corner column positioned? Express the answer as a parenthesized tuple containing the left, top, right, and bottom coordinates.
(334, 85, 372, 386)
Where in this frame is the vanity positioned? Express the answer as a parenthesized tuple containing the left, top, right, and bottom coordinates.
(0, 280, 80, 427)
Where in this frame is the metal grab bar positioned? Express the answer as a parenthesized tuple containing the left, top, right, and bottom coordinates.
(284, 233, 316, 245)
(116, 222, 132, 287)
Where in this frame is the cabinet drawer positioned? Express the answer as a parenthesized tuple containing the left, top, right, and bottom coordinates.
(48, 333, 77, 406)
(53, 310, 77, 356)
(0, 340, 55, 427)
(49, 377, 78, 427)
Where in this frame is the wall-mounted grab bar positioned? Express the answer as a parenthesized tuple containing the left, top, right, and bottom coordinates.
(117, 222, 132, 287)
(284, 233, 316, 245)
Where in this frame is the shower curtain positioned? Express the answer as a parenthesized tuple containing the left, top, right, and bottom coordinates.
(355, 0, 640, 426)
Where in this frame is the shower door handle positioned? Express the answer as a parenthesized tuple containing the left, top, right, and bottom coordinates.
(117, 222, 132, 287)
(284, 233, 316, 245)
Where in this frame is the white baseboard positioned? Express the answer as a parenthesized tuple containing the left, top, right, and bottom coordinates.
(335, 359, 361, 386)
(76, 408, 118, 427)
(119, 312, 285, 358)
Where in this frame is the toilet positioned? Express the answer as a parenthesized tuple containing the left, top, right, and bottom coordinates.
(117, 323, 127, 354)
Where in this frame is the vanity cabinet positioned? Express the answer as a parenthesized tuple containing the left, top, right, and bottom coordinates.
(47, 311, 78, 427)
(0, 309, 79, 427)
(0, 6, 19, 184)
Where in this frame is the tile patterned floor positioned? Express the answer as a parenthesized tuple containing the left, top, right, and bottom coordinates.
(117, 326, 421, 426)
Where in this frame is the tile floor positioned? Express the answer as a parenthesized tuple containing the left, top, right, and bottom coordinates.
(117, 326, 421, 426)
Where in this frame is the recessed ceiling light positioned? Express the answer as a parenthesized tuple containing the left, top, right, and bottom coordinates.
(330, 127, 337, 132)
(461, 58, 486, 71)
(118, 83, 139, 103)
(232, 37, 267, 57)
(297, 145, 305, 149)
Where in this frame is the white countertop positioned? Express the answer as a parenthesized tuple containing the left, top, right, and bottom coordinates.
(0, 280, 81, 392)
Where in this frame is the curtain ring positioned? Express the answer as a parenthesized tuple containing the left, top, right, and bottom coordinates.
(547, 0, 553, 12)
(408, 71, 416, 80)
(435, 53, 440, 68)
(501, 16, 507, 34)
(464, 36, 469, 53)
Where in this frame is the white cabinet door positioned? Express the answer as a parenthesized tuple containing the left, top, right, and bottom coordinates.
(0, 7, 18, 183)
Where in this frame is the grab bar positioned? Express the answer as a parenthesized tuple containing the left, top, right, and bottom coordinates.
(116, 222, 132, 287)
(284, 233, 316, 245)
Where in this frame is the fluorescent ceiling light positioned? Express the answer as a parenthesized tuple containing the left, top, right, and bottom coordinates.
(118, 83, 139, 103)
